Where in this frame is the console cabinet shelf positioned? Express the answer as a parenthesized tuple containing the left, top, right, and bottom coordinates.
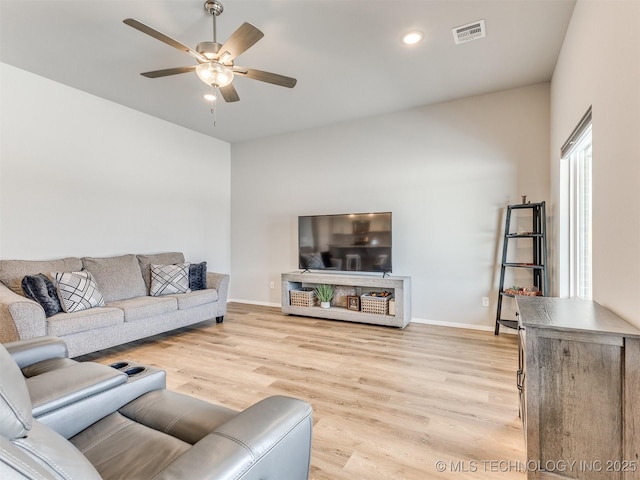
(281, 272, 411, 328)
(516, 296, 640, 480)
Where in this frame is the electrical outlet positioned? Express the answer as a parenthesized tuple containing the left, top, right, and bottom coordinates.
(270, 281, 275, 289)
(482, 297, 490, 307)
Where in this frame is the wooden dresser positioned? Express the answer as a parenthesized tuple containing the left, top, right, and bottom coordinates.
(516, 297, 640, 480)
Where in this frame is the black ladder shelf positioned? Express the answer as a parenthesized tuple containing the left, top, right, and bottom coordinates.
(494, 201, 548, 334)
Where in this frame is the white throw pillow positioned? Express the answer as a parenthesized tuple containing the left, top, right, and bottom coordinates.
(150, 263, 191, 296)
(53, 271, 105, 313)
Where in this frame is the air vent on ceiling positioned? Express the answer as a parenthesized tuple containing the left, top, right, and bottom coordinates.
(452, 19, 486, 44)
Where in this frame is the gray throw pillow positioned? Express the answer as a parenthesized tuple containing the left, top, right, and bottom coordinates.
(189, 262, 207, 291)
(21, 274, 63, 317)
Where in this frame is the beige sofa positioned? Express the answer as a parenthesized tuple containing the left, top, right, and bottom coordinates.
(0, 252, 229, 357)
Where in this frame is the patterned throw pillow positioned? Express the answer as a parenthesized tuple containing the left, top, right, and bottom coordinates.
(189, 261, 207, 291)
(150, 263, 191, 296)
(53, 271, 105, 313)
(21, 274, 63, 317)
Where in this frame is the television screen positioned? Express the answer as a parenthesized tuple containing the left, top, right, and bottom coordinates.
(298, 212, 392, 273)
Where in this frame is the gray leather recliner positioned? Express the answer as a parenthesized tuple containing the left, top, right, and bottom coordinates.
(0, 337, 313, 479)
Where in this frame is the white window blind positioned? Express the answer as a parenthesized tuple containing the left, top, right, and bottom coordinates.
(562, 108, 592, 299)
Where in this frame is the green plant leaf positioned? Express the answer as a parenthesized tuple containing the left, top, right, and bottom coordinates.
(313, 284, 334, 302)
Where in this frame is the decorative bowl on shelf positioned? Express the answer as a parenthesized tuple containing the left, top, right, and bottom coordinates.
(504, 286, 541, 296)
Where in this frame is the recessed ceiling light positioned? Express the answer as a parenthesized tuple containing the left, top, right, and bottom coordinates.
(402, 31, 423, 45)
(203, 93, 217, 102)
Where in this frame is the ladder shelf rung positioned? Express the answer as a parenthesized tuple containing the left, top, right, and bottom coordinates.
(503, 263, 544, 269)
(497, 319, 519, 330)
(506, 233, 543, 238)
(508, 202, 545, 209)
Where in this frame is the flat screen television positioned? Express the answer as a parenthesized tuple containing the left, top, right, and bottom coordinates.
(298, 212, 392, 274)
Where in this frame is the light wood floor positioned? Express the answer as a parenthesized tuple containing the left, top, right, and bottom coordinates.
(79, 303, 526, 479)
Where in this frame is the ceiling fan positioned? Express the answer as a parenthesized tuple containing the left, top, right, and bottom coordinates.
(123, 0, 297, 103)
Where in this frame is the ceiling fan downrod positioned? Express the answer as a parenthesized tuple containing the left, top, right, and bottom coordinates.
(204, 1, 223, 43)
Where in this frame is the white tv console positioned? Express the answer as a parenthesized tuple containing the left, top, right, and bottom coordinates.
(281, 272, 411, 328)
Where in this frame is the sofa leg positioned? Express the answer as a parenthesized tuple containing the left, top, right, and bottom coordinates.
(216, 316, 224, 324)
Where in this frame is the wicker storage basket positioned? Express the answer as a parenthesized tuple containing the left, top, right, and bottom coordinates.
(360, 294, 393, 315)
(290, 288, 317, 307)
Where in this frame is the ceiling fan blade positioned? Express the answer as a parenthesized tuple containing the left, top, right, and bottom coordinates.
(219, 84, 240, 102)
(141, 66, 197, 78)
(233, 67, 297, 88)
(123, 18, 207, 63)
(218, 23, 264, 62)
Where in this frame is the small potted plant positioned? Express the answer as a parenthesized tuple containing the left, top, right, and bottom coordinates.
(314, 284, 334, 308)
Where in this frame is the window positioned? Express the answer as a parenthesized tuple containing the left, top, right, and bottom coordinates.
(561, 109, 592, 299)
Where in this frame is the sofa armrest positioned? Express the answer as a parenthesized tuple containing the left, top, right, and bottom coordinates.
(154, 395, 313, 480)
(4, 336, 69, 369)
(207, 272, 229, 303)
(206, 272, 229, 296)
(0, 282, 46, 343)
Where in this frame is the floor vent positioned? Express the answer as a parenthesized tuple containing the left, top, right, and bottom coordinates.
(452, 19, 486, 44)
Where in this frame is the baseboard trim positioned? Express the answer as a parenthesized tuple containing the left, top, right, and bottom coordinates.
(411, 317, 517, 334)
(230, 300, 516, 334)
(229, 299, 281, 308)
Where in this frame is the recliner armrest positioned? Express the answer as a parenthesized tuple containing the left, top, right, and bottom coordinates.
(4, 336, 69, 369)
(154, 395, 313, 480)
(28, 362, 127, 418)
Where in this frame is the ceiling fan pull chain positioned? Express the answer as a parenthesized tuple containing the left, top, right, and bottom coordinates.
(210, 86, 218, 127)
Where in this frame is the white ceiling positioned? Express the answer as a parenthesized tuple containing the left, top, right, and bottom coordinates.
(0, 0, 576, 144)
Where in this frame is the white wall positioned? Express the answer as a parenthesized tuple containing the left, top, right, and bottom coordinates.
(231, 84, 550, 329)
(0, 63, 231, 273)
(550, 0, 640, 327)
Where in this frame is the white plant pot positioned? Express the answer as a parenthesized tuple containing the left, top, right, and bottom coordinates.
(320, 301, 331, 309)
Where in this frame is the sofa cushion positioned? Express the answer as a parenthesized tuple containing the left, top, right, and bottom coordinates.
(53, 271, 105, 313)
(137, 252, 185, 293)
(119, 389, 237, 444)
(170, 289, 219, 310)
(70, 412, 190, 480)
(150, 263, 191, 297)
(21, 274, 63, 317)
(47, 307, 124, 337)
(0, 257, 83, 296)
(107, 296, 178, 322)
(82, 255, 147, 303)
(189, 261, 207, 291)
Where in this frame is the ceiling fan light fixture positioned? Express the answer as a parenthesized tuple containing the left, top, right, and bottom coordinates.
(196, 62, 234, 87)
